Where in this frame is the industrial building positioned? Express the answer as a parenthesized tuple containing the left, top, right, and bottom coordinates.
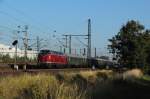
(0, 43, 37, 59)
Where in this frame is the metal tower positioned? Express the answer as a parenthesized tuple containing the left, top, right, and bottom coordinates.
(87, 19, 91, 59)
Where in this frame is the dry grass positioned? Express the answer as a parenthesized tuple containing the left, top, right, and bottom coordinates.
(0, 69, 149, 99)
(123, 69, 143, 79)
(0, 73, 87, 99)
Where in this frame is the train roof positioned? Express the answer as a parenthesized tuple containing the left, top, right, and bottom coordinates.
(39, 49, 64, 55)
(67, 54, 87, 58)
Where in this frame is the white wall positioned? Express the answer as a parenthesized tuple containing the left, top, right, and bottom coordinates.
(0, 44, 37, 59)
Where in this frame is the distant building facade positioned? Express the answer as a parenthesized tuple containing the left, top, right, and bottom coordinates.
(0, 44, 37, 59)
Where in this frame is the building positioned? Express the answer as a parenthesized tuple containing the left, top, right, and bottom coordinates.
(0, 43, 37, 59)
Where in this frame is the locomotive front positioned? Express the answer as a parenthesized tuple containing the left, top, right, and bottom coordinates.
(38, 50, 67, 68)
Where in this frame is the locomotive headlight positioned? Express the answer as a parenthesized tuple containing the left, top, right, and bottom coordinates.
(49, 56, 51, 59)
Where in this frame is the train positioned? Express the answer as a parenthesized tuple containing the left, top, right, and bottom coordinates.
(37, 49, 115, 69)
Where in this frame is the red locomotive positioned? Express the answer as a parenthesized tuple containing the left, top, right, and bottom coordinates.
(38, 49, 67, 68)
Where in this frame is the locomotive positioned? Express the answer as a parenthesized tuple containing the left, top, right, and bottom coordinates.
(38, 49, 115, 69)
(38, 50, 67, 68)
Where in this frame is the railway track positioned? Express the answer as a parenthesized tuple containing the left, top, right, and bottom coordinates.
(0, 68, 95, 76)
(0, 63, 127, 77)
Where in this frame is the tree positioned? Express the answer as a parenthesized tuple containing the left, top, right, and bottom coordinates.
(108, 20, 150, 69)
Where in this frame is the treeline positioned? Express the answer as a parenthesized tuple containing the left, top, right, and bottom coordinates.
(108, 20, 150, 71)
(0, 54, 37, 63)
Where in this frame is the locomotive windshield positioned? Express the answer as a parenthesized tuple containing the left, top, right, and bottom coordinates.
(39, 50, 64, 55)
(39, 50, 50, 54)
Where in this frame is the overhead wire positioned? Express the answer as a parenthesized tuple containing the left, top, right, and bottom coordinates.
(0, 25, 17, 31)
(0, 4, 57, 50)
(75, 37, 87, 47)
(0, 10, 45, 48)
(0, 2, 90, 52)
(2, 2, 55, 33)
(0, 10, 28, 25)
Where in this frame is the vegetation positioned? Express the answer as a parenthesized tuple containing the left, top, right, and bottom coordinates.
(0, 69, 150, 99)
(0, 54, 37, 63)
(108, 20, 150, 72)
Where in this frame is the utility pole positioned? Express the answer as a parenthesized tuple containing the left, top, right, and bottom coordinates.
(62, 34, 69, 54)
(87, 19, 92, 67)
(83, 48, 86, 56)
(87, 19, 91, 59)
(63, 34, 88, 55)
(37, 36, 40, 53)
(62, 19, 92, 58)
(80, 49, 82, 55)
(69, 35, 72, 54)
(62, 35, 68, 48)
(75, 49, 77, 55)
(62, 35, 69, 54)
(22, 25, 28, 70)
(64, 48, 66, 53)
(95, 48, 97, 58)
(60, 46, 62, 52)
(17, 25, 21, 48)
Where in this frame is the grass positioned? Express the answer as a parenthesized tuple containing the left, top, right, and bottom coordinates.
(142, 75, 150, 81)
(0, 69, 150, 99)
(0, 73, 87, 99)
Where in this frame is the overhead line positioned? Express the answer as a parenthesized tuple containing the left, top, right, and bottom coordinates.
(0, 10, 28, 25)
(0, 10, 46, 34)
(3, 2, 55, 32)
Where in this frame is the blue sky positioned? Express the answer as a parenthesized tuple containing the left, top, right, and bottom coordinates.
(0, 0, 150, 55)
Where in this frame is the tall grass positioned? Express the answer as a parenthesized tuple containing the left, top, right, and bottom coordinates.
(0, 73, 87, 99)
(123, 69, 143, 79)
(0, 69, 149, 99)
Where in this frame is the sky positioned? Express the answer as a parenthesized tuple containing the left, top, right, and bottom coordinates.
(0, 0, 150, 56)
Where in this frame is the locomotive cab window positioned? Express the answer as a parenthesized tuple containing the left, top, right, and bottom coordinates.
(39, 50, 50, 54)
